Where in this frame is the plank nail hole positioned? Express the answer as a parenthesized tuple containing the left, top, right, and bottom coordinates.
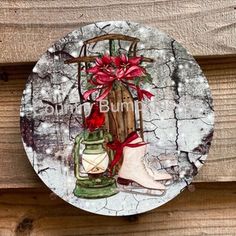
(15, 218, 33, 233)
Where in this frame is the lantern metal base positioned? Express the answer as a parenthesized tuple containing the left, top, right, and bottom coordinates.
(73, 176, 118, 199)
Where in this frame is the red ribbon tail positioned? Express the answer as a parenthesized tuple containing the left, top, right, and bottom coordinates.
(138, 88, 154, 100)
(96, 85, 112, 101)
(126, 142, 146, 148)
(121, 81, 153, 101)
(109, 149, 122, 174)
(83, 88, 98, 100)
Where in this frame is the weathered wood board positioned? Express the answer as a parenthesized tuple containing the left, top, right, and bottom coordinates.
(0, 56, 235, 188)
(0, 183, 235, 235)
(1, 0, 236, 63)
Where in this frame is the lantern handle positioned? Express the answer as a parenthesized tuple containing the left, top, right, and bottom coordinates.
(104, 131, 113, 160)
(104, 131, 116, 176)
(73, 132, 85, 180)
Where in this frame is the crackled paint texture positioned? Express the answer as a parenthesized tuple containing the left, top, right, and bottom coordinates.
(20, 21, 214, 216)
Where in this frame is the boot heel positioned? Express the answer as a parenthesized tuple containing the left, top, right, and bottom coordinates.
(117, 177, 133, 186)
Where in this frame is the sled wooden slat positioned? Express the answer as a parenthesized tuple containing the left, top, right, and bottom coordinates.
(84, 33, 140, 44)
(65, 56, 97, 64)
(122, 87, 136, 136)
(115, 86, 126, 142)
(107, 85, 136, 143)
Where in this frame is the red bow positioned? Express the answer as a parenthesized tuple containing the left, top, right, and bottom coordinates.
(107, 132, 146, 174)
(83, 54, 154, 101)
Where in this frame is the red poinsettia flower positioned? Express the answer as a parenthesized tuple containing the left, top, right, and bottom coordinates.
(87, 54, 114, 75)
(113, 54, 142, 67)
(85, 103, 105, 132)
(113, 54, 145, 80)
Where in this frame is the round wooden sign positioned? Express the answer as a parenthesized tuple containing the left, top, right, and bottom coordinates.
(20, 21, 214, 216)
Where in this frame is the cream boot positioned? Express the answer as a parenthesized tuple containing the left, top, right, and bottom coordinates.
(118, 137, 170, 190)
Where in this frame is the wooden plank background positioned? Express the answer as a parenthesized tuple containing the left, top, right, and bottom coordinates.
(1, 0, 236, 63)
(0, 182, 235, 235)
(1, 1, 236, 234)
(0, 56, 235, 189)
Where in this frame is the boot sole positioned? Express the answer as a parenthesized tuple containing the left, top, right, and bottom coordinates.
(117, 177, 166, 191)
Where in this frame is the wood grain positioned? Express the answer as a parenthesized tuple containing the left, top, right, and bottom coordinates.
(1, 0, 236, 63)
(0, 183, 235, 235)
(0, 56, 236, 188)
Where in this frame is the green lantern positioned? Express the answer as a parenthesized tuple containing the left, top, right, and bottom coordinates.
(73, 129, 118, 199)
